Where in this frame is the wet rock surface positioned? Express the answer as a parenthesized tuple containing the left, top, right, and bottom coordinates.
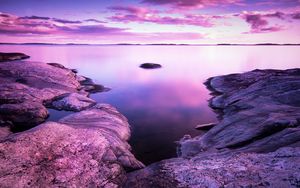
(0, 104, 144, 187)
(125, 68, 300, 187)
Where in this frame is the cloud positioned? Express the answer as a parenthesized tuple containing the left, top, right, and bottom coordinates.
(84, 19, 106, 23)
(57, 25, 127, 35)
(19, 16, 50, 20)
(0, 12, 206, 43)
(265, 11, 285, 19)
(0, 13, 126, 35)
(291, 12, 300, 19)
(141, 0, 243, 8)
(109, 5, 152, 15)
(239, 12, 285, 33)
(52, 18, 82, 24)
(108, 5, 218, 27)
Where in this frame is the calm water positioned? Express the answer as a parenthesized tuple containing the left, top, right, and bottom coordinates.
(1, 45, 299, 164)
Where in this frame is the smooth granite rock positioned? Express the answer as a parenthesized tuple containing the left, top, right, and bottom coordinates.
(0, 60, 80, 129)
(126, 147, 300, 188)
(0, 59, 109, 131)
(125, 68, 300, 188)
(0, 104, 144, 187)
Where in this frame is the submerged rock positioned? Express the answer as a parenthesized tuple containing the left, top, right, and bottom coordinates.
(0, 104, 144, 187)
(0, 52, 30, 62)
(140, 63, 162, 69)
(125, 68, 300, 187)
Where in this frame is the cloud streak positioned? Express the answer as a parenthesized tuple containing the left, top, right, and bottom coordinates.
(0, 13, 126, 35)
(142, 0, 243, 8)
(0, 12, 206, 43)
(108, 5, 221, 27)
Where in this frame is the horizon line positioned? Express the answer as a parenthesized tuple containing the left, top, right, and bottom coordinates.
(0, 42, 300, 46)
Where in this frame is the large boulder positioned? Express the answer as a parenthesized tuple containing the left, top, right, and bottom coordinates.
(184, 68, 300, 155)
(125, 68, 300, 187)
(0, 104, 144, 187)
(0, 60, 80, 129)
(0, 60, 106, 130)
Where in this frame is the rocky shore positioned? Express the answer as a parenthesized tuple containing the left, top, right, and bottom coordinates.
(125, 69, 300, 187)
(0, 54, 144, 187)
(1, 52, 299, 187)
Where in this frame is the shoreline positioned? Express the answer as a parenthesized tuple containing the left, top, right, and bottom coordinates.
(125, 68, 300, 187)
(1, 52, 299, 187)
(0, 53, 144, 187)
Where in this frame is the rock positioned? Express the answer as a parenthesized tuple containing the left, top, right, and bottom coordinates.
(140, 63, 162, 69)
(125, 68, 300, 187)
(125, 147, 300, 188)
(47, 62, 67, 69)
(51, 93, 96, 111)
(0, 104, 144, 187)
(0, 52, 30, 62)
(71, 69, 78, 73)
(81, 84, 111, 93)
(0, 126, 11, 139)
(0, 60, 81, 130)
(195, 123, 216, 130)
(193, 68, 300, 155)
(0, 101, 48, 131)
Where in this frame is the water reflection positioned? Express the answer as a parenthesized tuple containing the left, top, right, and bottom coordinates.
(91, 81, 216, 164)
(0, 45, 299, 164)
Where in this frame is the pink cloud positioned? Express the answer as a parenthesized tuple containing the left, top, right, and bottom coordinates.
(291, 12, 300, 19)
(0, 12, 206, 43)
(142, 0, 243, 8)
(109, 5, 154, 15)
(234, 9, 300, 34)
(239, 12, 285, 33)
(108, 5, 218, 27)
(0, 13, 126, 35)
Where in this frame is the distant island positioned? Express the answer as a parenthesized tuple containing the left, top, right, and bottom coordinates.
(1, 42, 300, 46)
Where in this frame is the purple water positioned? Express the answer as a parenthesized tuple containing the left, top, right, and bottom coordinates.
(1, 45, 299, 164)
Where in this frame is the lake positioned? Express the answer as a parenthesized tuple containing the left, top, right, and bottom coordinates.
(0, 45, 299, 164)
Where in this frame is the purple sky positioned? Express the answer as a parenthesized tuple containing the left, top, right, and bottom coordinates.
(1, 0, 300, 44)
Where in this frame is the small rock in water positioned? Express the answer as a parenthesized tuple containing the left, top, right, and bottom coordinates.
(140, 63, 162, 69)
(195, 123, 216, 130)
(0, 52, 30, 62)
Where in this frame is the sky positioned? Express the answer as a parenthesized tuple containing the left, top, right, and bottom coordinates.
(0, 0, 300, 44)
